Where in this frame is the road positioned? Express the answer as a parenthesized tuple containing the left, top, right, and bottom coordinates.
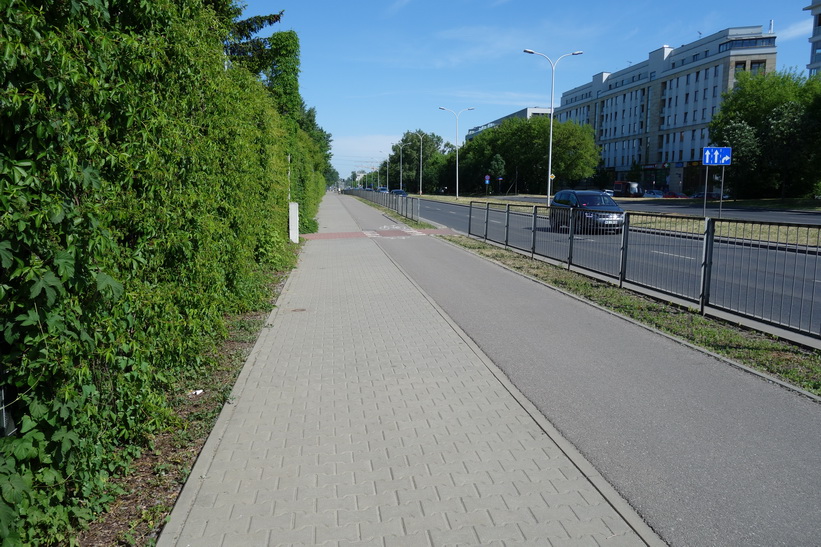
(343, 196, 821, 546)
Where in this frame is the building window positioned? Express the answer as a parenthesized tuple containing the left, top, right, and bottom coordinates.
(750, 60, 766, 75)
(713, 86, 718, 98)
(734, 61, 746, 74)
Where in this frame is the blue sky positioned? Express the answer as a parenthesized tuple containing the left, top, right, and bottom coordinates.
(239, 0, 815, 178)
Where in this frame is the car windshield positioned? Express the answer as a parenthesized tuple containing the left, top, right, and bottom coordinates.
(578, 194, 616, 207)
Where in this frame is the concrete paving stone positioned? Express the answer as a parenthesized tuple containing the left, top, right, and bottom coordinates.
(317, 471, 356, 488)
(523, 467, 569, 483)
(339, 538, 385, 547)
(600, 515, 637, 536)
(383, 531, 433, 547)
(488, 507, 538, 526)
(229, 499, 275, 519)
(445, 509, 494, 529)
(419, 497, 466, 516)
(252, 483, 297, 503)
(541, 491, 590, 508)
(597, 532, 646, 546)
(360, 518, 405, 541)
(266, 526, 315, 546)
(354, 468, 393, 484)
(435, 484, 479, 500)
(529, 504, 578, 523)
(476, 481, 521, 498)
(395, 486, 440, 505)
(388, 463, 432, 481)
(428, 526, 481, 545)
(413, 473, 456, 490)
(338, 507, 381, 526)
(295, 484, 338, 501)
(548, 537, 602, 547)
(474, 522, 526, 543)
(272, 498, 317, 517)
(518, 520, 571, 541)
(202, 514, 250, 537)
(336, 481, 377, 498)
(293, 509, 337, 529)
(562, 517, 619, 539)
(402, 513, 450, 534)
(450, 471, 493, 487)
(355, 491, 400, 510)
(460, 494, 509, 513)
(379, 501, 425, 522)
(248, 512, 294, 534)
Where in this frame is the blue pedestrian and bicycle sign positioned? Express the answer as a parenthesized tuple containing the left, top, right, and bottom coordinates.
(702, 147, 732, 166)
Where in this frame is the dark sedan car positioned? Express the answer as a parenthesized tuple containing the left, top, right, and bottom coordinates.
(550, 190, 624, 233)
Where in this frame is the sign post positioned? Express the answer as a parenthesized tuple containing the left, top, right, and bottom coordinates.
(701, 147, 732, 218)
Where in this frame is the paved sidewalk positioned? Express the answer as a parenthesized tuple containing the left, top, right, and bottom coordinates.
(159, 194, 661, 546)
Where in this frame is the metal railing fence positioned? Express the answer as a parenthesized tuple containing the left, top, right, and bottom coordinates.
(345, 189, 420, 222)
(341, 192, 820, 342)
(467, 201, 821, 341)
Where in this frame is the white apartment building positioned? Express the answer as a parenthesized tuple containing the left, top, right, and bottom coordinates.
(465, 107, 550, 141)
(807, 2, 821, 76)
(555, 26, 776, 192)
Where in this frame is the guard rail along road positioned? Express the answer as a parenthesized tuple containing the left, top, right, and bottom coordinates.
(348, 189, 821, 349)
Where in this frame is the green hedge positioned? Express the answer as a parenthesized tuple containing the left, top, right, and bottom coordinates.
(0, 1, 325, 543)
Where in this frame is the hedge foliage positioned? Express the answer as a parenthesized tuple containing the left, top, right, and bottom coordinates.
(0, 1, 329, 543)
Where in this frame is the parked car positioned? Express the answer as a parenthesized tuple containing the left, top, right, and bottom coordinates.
(550, 190, 624, 233)
(391, 189, 408, 196)
(376, 187, 389, 193)
(603, 189, 614, 196)
(613, 181, 644, 197)
(644, 189, 664, 198)
(663, 191, 688, 198)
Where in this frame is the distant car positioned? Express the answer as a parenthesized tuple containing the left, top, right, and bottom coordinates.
(376, 187, 389, 193)
(644, 189, 664, 198)
(390, 189, 408, 196)
(363, 187, 374, 191)
(550, 190, 624, 233)
(603, 189, 614, 196)
(663, 192, 688, 198)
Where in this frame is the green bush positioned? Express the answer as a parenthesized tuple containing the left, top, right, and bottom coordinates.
(0, 1, 326, 542)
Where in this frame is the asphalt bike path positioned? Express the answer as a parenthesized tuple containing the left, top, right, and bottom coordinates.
(158, 193, 659, 546)
(341, 195, 821, 547)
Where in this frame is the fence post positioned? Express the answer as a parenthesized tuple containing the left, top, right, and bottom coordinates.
(530, 206, 537, 257)
(504, 204, 510, 247)
(618, 213, 630, 288)
(699, 218, 715, 314)
(567, 210, 576, 268)
(483, 203, 489, 241)
(467, 202, 473, 236)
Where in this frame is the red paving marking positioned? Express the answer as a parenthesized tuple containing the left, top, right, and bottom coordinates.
(301, 228, 454, 240)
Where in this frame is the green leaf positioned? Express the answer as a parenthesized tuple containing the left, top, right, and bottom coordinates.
(95, 272, 123, 300)
(29, 270, 62, 305)
(1, 474, 29, 504)
(0, 241, 11, 269)
(53, 250, 74, 279)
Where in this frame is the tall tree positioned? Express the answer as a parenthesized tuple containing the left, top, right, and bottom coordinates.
(710, 70, 821, 198)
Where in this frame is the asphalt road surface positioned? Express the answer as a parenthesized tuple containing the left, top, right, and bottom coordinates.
(343, 196, 821, 547)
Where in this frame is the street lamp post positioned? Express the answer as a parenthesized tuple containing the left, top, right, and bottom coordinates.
(439, 107, 475, 200)
(415, 131, 424, 195)
(396, 142, 407, 191)
(523, 48, 583, 203)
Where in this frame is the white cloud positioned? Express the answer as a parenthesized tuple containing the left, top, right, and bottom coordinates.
(331, 134, 401, 173)
(777, 20, 812, 42)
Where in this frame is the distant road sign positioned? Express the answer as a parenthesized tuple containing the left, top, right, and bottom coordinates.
(702, 147, 732, 166)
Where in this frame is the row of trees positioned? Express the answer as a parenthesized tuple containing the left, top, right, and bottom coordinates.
(346, 117, 600, 196)
(349, 70, 821, 200)
(709, 70, 821, 199)
(1, 2, 332, 543)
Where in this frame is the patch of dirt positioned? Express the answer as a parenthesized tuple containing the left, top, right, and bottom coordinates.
(77, 276, 285, 546)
